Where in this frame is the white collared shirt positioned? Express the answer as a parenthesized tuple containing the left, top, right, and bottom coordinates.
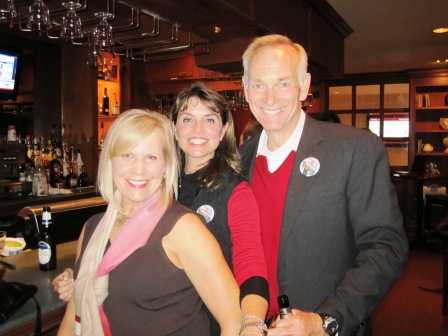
(257, 110, 305, 173)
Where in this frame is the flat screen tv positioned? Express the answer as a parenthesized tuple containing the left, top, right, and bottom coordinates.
(0, 47, 21, 101)
(368, 113, 409, 138)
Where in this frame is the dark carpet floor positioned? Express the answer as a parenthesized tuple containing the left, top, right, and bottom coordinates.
(371, 244, 448, 335)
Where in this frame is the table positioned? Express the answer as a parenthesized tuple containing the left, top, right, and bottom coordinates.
(391, 171, 448, 245)
(0, 241, 76, 336)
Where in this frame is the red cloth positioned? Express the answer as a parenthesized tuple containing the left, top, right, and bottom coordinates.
(252, 152, 296, 317)
(228, 181, 267, 285)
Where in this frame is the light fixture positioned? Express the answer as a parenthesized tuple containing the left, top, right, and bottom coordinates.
(432, 27, 448, 34)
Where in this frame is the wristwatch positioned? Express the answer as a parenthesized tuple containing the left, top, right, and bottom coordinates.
(318, 314, 339, 336)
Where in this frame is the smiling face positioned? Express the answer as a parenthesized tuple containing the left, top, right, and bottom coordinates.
(112, 129, 165, 214)
(174, 97, 229, 173)
(244, 45, 310, 149)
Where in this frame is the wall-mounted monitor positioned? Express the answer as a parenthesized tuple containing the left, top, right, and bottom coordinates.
(368, 113, 409, 138)
(0, 47, 21, 101)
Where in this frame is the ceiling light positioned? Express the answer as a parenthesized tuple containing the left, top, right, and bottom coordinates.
(433, 27, 448, 33)
(214, 26, 221, 34)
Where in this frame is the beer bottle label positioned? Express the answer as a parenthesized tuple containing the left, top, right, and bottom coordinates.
(38, 241, 52, 264)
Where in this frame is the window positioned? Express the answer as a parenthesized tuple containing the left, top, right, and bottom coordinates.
(328, 81, 410, 168)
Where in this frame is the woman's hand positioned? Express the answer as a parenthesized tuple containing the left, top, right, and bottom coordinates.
(52, 268, 74, 302)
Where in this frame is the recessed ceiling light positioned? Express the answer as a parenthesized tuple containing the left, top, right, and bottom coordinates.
(214, 26, 221, 34)
(433, 27, 448, 33)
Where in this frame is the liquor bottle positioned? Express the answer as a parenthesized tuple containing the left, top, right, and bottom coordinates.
(70, 145, 77, 175)
(76, 149, 84, 176)
(38, 206, 57, 271)
(66, 164, 78, 189)
(113, 93, 119, 115)
(62, 148, 70, 178)
(102, 88, 109, 115)
(103, 58, 111, 81)
(99, 122, 105, 150)
(277, 295, 292, 319)
(77, 165, 90, 187)
(50, 157, 63, 188)
(111, 57, 118, 79)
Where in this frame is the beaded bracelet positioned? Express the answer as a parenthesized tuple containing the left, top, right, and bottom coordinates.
(239, 332, 264, 336)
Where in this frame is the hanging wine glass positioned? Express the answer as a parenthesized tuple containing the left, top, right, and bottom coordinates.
(0, 0, 17, 22)
(60, 1, 83, 40)
(27, 0, 52, 32)
(86, 37, 103, 67)
(92, 12, 114, 47)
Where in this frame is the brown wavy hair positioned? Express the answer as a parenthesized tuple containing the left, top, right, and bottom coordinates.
(170, 82, 244, 190)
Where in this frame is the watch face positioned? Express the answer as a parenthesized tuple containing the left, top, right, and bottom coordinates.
(321, 315, 339, 335)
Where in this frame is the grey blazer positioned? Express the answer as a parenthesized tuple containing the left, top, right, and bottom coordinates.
(239, 115, 409, 335)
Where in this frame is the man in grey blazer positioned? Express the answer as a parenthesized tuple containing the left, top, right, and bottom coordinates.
(239, 34, 409, 336)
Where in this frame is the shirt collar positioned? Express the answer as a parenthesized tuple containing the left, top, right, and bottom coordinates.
(257, 110, 306, 172)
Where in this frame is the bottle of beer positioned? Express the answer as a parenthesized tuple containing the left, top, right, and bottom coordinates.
(277, 295, 292, 319)
(38, 206, 57, 271)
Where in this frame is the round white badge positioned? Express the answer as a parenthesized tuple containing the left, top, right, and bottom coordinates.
(300, 157, 320, 177)
(197, 205, 215, 223)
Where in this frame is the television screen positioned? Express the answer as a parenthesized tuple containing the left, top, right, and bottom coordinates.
(0, 48, 20, 101)
(368, 113, 409, 138)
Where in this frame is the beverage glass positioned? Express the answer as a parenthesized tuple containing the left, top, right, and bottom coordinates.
(0, 231, 6, 254)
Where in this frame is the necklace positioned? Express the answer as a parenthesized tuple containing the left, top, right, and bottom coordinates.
(115, 213, 129, 226)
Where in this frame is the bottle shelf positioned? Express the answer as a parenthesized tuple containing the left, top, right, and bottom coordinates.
(415, 129, 448, 133)
(415, 152, 448, 156)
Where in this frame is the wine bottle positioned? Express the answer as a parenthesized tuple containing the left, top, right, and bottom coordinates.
(77, 165, 90, 187)
(38, 206, 57, 271)
(102, 88, 109, 115)
(278, 295, 292, 319)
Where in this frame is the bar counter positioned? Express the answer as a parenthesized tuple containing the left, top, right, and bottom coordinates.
(0, 186, 99, 220)
(0, 241, 77, 336)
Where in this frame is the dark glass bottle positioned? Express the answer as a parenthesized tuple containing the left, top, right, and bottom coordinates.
(38, 206, 57, 271)
(102, 88, 109, 115)
(66, 164, 78, 189)
(77, 165, 90, 187)
(278, 295, 292, 319)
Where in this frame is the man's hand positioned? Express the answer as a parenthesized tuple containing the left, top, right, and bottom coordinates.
(268, 309, 326, 336)
(52, 268, 74, 302)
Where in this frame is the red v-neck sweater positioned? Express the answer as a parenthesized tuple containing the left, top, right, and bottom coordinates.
(252, 151, 296, 318)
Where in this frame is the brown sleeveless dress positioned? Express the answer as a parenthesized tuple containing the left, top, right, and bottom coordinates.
(74, 200, 210, 335)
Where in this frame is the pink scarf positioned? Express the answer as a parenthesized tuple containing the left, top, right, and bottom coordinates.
(75, 189, 166, 336)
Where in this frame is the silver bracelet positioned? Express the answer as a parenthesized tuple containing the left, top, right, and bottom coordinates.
(239, 332, 264, 336)
(240, 321, 268, 333)
(241, 314, 266, 325)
